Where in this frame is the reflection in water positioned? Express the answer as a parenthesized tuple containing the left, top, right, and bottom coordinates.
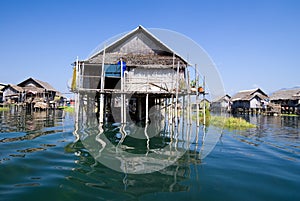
(0, 110, 300, 201)
(65, 139, 193, 198)
(74, 93, 224, 174)
(230, 114, 300, 161)
(0, 110, 68, 163)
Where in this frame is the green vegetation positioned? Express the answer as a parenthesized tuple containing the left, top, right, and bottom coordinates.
(280, 113, 299, 117)
(0, 107, 9, 111)
(209, 116, 256, 130)
(58, 106, 75, 113)
(195, 110, 256, 130)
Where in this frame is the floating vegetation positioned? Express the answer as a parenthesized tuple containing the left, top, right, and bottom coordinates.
(0, 107, 9, 112)
(209, 116, 256, 130)
(58, 106, 75, 113)
(280, 114, 299, 117)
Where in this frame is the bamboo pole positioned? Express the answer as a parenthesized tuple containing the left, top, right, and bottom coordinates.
(99, 47, 106, 124)
(203, 76, 206, 126)
(195, 64, 200, 127)
(188, 69, 193, 125)
(186, 70, 190, 125)
(123, 71, 126, 124)
(120, 58, 124, 124)
(146, 93, 149, 124)
(175, 61, 180, 127)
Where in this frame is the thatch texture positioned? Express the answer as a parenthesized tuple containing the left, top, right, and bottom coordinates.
(86, 25, 188, 69)
(270, 88, 300, 101)
(18, 77, 57, 92)
(231, 88, 268, 101)
(87, 53, 186, 68)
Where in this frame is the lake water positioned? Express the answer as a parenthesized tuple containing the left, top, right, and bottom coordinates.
(0, 110, 299, 201)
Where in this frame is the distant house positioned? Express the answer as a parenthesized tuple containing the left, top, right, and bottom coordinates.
(210, 94, 231, 113)
(269, 88, 300, 114)
(231, 88, 268, 114)
(0, 83, 6, 103)
(1, 84, 24, 103)
(191, 98, 210, 110)
(1, 77, 63, 110)
(17, 77, 58, 102)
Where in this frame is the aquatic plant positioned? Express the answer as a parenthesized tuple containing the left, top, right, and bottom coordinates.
(209, 116, 256, 130)
(0, 107, 9, 112)
(58, 106, 75, 113)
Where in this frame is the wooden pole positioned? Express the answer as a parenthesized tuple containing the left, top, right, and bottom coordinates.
(195, 64, 200, 127)
(203, 76, 206, 126)
(175, 61, 180, 127)
(186, 70, 190, 125)
(99, 47, 106, 124)
(146, 94, 149, 124)
(120, 58, 124, 124)
(123, 70, 126, 124)
(188, 70, 192, 125)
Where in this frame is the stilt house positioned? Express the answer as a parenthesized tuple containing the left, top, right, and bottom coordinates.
(72, 25, 190, 123)
(231, 88, 268, 114)
(1, 84, 23, 103)
(210, 94, 231, 113)
(270, 88, 300, 114)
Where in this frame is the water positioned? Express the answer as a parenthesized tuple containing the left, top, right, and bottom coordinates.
(0, 111, 299, 201)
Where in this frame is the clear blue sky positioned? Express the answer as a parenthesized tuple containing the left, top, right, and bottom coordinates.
(0, 0, 299, 96)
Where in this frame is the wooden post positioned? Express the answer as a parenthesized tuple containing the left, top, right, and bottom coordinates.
(186, 70, 190, 125)
(195, 65, 200, 127)
(120, 58, 124, 124)
(187, 69, 193, 125)
(175, 61, 180, 127)
(123, 69, 126, 124)
(146, 94, 149, 124)
(81, 63, 85, 90)
(164, 97, 168, 127)
(99, 47, 106, 124)
(203, 76, 206, 126)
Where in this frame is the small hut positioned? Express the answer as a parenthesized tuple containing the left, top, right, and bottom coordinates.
(269, 88, 300, 114)
(210, 94, 231, 113)
(231, 88, 268, 114)
(1, 77, 62, 110)
(1, 84, 24, 104)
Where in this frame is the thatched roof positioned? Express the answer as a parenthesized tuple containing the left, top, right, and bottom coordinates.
(0, 84, 6, 93)
(17, 77, 57, 92)
(212, 94, 231, 103)
(2, 84, 23, 93)
(85, 25, 189, 68)
(231, 88, 268, 102)
(270, 88, 300, 101)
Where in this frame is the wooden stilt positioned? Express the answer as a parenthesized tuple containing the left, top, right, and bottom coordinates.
(195, 65, 200, 127)
(175, 61, 180, 127)
(203, 76, 206, 126)
(146, 94, 149, 124)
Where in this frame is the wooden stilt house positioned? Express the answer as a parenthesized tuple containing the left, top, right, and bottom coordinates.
(270, 88, 300, 114)
(72, 25, 191, 123)
(231, 88, 268, 114)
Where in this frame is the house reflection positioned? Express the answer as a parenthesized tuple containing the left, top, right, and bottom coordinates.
(0, 110, 66, 140)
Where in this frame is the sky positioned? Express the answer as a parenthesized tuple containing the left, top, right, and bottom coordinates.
(0, 0, 299, 97)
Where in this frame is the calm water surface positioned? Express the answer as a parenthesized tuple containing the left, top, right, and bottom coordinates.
(0, 110, 299, 201)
